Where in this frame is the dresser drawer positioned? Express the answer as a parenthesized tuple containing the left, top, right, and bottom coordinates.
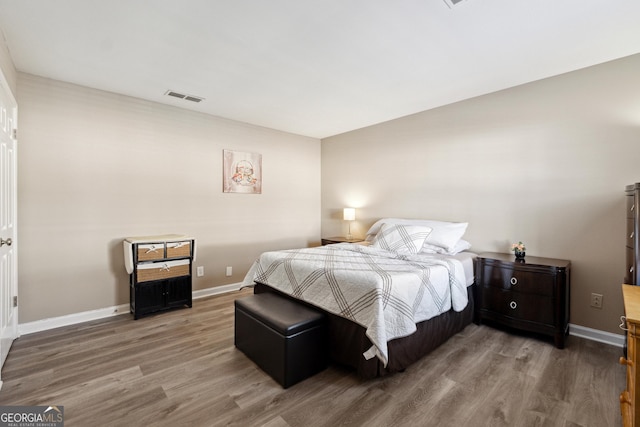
(621, 318, 638, 427)
(481, 265, 554, 297)
(166, 240, 191, 258)
(137, 259, 190, 283)
(627, 247, 636, 285)
(620, 284, 640, 427)
(481, 287, 554, 325)
(629, 324, 637, 403)
(137, 243, 165, 261)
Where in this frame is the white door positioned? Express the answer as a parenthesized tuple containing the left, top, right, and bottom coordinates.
(0, 70, 17, 388)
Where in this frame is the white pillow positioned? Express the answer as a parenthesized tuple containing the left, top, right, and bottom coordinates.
(421, 239, 472, 255)
(366, 218, 468, 253)
(370, 223, 432, 254)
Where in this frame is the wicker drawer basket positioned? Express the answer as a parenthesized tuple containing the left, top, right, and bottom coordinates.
(137, 259, 190, 283)
(167, 241, 191, 259)
(137, 243, 165, 261)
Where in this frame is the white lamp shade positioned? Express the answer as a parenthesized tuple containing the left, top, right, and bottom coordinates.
(343, 208, 356, 221)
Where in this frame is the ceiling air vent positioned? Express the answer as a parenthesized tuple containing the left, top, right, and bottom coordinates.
(442, 0, 467, 7)
(164, 90, 204, 103)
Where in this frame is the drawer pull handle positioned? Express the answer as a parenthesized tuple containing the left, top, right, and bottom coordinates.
(510, 277, 518, 286)
(160, 264, 170, 271)
(509, 301, 517, 309)
(621, 391, 631, 404)
(631, 266, 635, 274)
(145, 245, 160, 254)
(631, 232, 635, 239)
(620, 356, 633, 367)
(632, 205, 635, 212)
(620, 315, 629, 332)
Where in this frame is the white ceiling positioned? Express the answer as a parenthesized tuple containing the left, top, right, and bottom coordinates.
(0, 0, 638, 139)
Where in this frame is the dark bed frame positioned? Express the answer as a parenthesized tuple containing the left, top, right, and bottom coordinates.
(253, 282, 476, 379)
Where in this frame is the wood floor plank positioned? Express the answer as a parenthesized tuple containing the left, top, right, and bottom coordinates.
(0, 289, 625, 427)
(564, 339, 625, 426)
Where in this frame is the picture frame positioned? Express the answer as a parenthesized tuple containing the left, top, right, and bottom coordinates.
(223, 149, 262, 194)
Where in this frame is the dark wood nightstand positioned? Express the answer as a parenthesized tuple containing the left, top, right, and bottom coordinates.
(321, 236, 364, 245)
(475, 252, 571, 348)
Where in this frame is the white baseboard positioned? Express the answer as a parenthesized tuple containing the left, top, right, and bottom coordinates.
(18, 282, 244, 336)
(569, 323, 625, 348)
(18, 290, 626, 350)
(191, 282, 246, 299)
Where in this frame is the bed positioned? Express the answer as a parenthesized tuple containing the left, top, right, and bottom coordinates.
(242, 218, 476, 379)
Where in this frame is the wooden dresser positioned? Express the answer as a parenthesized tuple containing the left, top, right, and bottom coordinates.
(621, 284, 640, 427)
(626, 184, 640, 285)
(475, 252, 571, 348)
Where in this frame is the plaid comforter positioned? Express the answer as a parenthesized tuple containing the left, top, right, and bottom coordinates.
(242, 243, 469, 366)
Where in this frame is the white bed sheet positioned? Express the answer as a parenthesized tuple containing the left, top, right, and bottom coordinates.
(358, 241, 476, 287)
(243, 244, 470, 366)
(451, 251, 477, 287)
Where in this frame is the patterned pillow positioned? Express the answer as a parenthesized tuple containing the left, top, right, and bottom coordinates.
(370, 223, 432, 254)
(365, 218, 468, 253)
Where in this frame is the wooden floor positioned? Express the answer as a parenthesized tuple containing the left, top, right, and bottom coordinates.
(0, 288, 625, 427)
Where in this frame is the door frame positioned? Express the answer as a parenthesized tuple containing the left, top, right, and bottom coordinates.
(0, 67, 18, 390)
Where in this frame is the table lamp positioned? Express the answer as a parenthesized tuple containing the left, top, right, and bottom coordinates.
(343, 208, 355, 240)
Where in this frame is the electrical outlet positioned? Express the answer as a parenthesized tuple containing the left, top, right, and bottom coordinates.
(226, 266, 232, 277)
(590, 293, 603, 309)
(196, 266, 204, 277)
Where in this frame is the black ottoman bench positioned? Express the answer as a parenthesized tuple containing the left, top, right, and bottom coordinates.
(234, 292, 328, 388)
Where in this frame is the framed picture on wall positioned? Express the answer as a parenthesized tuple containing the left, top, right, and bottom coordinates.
(223, 149, 262, 194)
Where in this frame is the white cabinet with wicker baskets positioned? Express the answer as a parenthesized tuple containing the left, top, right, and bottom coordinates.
(124, 234, 195, 319)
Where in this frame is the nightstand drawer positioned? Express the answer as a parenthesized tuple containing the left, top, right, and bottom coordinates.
(481, 265, 554, 297)
(481, 287, 554, 325)
(321, 237, 364, 245)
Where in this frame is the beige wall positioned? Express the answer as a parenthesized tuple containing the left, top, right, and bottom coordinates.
(12, 48, 640, 336)
(17, 73, 321, 323)
(321, 53, 640, 335)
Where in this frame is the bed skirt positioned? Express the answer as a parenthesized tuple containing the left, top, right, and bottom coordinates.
(253, 283, 475, 379)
